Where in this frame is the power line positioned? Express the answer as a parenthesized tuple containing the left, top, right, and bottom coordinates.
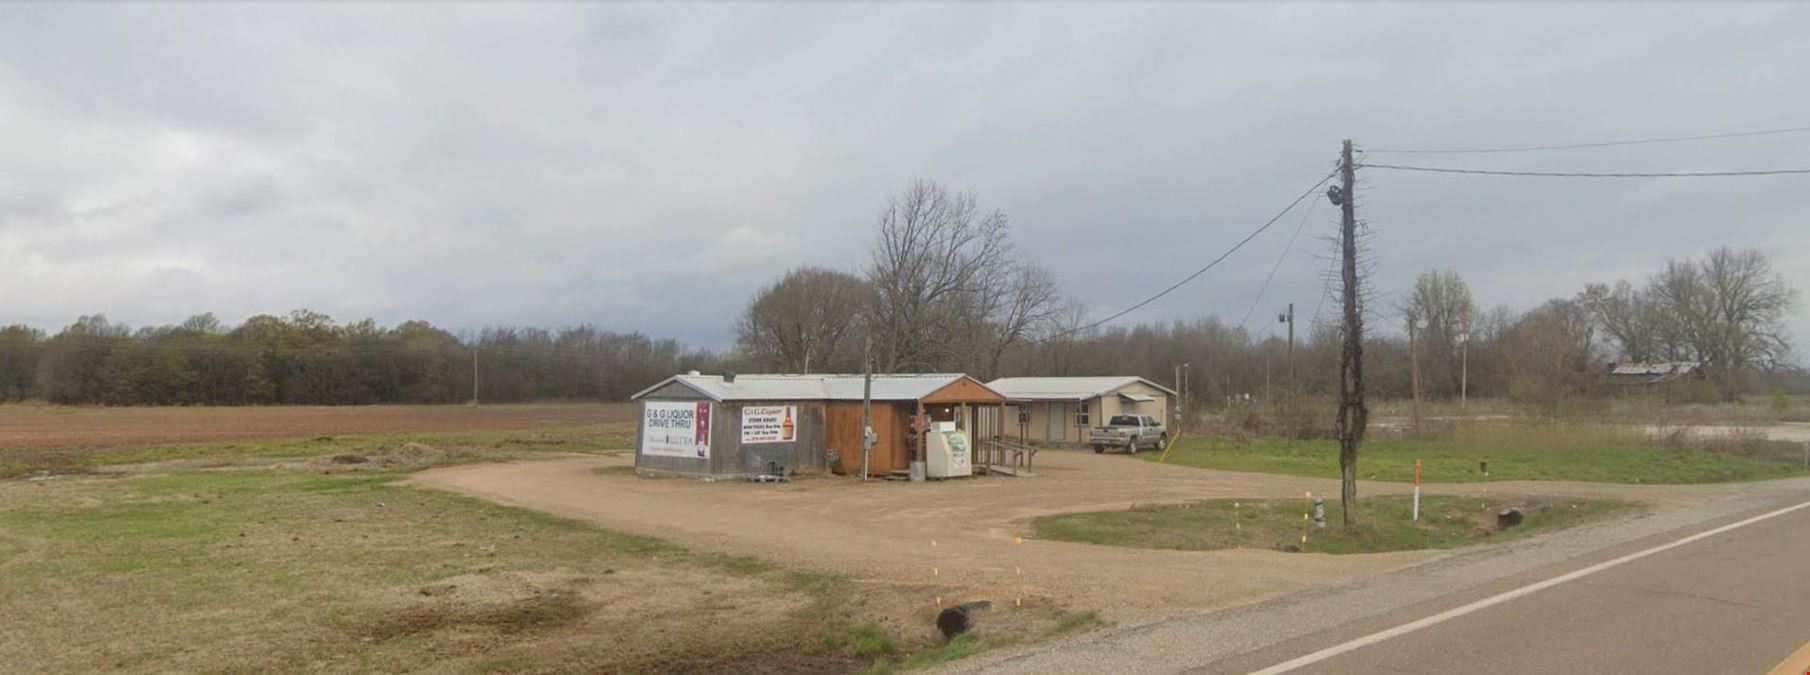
(1049, 170, 1337, 340)
(1239, 193, 1318, 331)
(1364, 124, 1810, 154)
(1360, 163, 1810, 178)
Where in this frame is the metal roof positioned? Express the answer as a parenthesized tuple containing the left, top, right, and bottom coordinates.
(1606, 361, 1702, 385)
(632, 373, 998, 402)
(986, 376, 1177, 401)
(1608, 361, 1700, 376)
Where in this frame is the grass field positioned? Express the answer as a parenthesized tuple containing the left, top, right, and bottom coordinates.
(1146, 431, 1810, 485)
(1033, 495, 1637, 555)
(0, 464, 881, 673)
(0, 405, 1086, 674)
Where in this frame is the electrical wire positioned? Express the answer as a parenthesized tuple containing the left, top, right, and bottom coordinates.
(1363, 124, 1810, 154)
(1238, 193, 1318, 331)
(1048, 170, 1338, 340)
(1359, 163, 1810, 178)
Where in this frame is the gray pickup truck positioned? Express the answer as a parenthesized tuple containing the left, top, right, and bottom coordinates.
(1089, 414, 1167, 454)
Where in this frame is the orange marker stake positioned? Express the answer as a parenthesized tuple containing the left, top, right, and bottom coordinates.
(1013, 536, 1024, 608)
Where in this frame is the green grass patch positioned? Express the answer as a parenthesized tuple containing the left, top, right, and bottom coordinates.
(1048, 609, 1106, 636)
(1148, 434, 1809, 484)
(1033, 495, 1637, 555)
(817, 621, 896, 658)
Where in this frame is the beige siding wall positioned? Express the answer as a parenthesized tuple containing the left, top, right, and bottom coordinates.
(1002, 381, 1172, 445)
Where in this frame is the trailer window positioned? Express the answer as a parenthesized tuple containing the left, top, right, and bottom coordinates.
(1075, 402, 1090, 426)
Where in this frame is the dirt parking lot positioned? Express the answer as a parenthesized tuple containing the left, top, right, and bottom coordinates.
(0, 403, 631, 449)
(412, 451, 1727, 621)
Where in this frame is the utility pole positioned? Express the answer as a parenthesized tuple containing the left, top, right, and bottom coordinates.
(1174, 364, 1183, 429)
(1172, 363, 1187, 430)
(861, 337, 874, 482)
(1283, 302, 1295, 392)
(1264, 352, 1271, 404)
(1460, 330, 1470, 412)
(1331, 139, 1368, 527)
(1408, 316, 1422, 436)
(1280, 303, 1295, 440)
(470, 347, 479, 406)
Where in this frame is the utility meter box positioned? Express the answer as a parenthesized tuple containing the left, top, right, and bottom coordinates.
(925, 421, 972, 479)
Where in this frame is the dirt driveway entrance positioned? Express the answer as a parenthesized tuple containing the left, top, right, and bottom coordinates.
(411, 451, 1721, 620)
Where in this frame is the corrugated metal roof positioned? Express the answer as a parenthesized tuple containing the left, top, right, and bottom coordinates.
(1609, 362, 1700, 376)
(632, 373, 994, 402)
(987, 376, 1177, 401)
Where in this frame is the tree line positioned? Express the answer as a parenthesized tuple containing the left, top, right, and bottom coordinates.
(0, 311, 721, 405)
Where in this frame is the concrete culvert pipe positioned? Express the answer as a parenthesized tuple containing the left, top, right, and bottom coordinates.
(1497, 507, 1525, 530)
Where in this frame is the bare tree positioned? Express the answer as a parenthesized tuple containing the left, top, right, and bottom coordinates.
(1643, 248, 1795, 396)
(1401, 269, 1476, 398)
(1579, 280, 1660, 363)
(1500, 299, 1598, 416)
(735, 267, 872, 373)
(982, 261, 1065, 379)
(867, 179, 1013, 372)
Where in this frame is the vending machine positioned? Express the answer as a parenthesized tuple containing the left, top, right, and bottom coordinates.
(924, 421, 972, 479)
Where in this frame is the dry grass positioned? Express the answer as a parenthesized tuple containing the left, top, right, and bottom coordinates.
(0, 467, 873, 674)
(0, 402, 633, 450)
(0, 407, 1084, 673)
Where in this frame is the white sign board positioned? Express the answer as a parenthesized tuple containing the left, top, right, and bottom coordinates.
(642, 401, 711, 459)
(741, 405, 797, 444)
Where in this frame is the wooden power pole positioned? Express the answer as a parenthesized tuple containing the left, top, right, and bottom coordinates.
(1409, 315, 1422, 436)
(1280, 302, 1295, 440)
(1332, 139, 1368, 527)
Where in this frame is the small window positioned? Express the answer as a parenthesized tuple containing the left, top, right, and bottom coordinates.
(1076, 402, 1091, 427)
(1016, 406, 1031, 425)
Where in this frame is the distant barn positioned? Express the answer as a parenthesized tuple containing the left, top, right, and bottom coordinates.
(1605, 361, 1702, 386)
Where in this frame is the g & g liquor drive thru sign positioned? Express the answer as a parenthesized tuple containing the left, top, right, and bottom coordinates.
(642, 401, 710, 458)
(740, 405, 797, 444)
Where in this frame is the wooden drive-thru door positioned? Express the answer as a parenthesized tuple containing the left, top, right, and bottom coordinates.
(1045, 402, 1064, 442)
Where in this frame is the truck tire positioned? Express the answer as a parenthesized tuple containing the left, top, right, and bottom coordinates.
(1125, 439, 1138, 455)
(1092, 445, 1105, 454)
(1158, 433, 1169, 449)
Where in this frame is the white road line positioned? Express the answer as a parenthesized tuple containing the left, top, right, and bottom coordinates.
(1248, 499, 1810, 675)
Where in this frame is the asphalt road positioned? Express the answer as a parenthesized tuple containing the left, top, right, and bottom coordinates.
(1232, 502, 1810, 674)
(948, 477, 1810, 675)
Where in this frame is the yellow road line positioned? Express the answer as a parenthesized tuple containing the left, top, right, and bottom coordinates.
(1766, 639, 1810, 675)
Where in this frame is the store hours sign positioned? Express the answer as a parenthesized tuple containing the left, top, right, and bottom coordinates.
(740, 406, 797, 444)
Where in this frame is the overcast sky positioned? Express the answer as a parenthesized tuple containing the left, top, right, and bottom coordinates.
(1, 3, 1806, 354)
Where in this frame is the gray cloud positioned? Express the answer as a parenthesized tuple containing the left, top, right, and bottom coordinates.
(0, 3, 1806, 353)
